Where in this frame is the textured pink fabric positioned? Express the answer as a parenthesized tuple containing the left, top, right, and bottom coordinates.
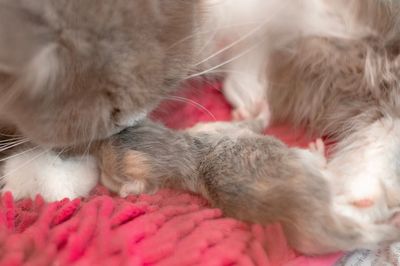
(0, 81, 342, 265)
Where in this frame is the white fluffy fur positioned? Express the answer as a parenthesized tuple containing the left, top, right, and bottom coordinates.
(328, 118, 400, 223)
(1, 148, 98, 201)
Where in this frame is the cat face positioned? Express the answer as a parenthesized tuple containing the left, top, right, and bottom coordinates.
(0, 0, 200, 148)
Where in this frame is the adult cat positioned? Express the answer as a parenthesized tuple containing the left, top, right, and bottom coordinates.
(0, 0, 201, 147)
(0, 0, 204, 200)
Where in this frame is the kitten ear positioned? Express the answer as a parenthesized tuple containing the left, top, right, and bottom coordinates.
(0, 1, 59, 91)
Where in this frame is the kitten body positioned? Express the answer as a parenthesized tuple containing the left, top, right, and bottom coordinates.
(95, 119, 400, 255)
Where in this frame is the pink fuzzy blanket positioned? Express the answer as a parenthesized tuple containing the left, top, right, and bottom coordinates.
(0, 82, 343, 266)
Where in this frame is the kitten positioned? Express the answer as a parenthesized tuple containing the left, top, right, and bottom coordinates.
(95, 118, 400, 255)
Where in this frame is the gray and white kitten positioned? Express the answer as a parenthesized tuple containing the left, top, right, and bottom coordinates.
(95, 118, 400, 255)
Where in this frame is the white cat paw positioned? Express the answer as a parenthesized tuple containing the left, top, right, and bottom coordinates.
(0, 148, 98, 201)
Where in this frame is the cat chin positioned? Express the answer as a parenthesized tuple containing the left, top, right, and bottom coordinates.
(0, 148, 98, 202)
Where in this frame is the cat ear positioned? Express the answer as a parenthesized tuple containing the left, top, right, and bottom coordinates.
(0, 1, 59, 92)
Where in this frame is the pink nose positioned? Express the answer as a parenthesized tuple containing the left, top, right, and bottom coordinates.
(351, 198, 375, 208)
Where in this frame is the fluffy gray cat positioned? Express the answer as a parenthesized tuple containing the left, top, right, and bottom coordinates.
(0, 0, 204, 200)
(0, 0, 201, 147)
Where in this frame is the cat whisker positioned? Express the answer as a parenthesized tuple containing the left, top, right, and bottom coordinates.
(0, 147, 49, 182)
(186, 43, 260, 80)
(83, 137, 94, 161)
(0, 137, 26, 144)
(0, 132, 24, 138)
(79, 119, 96, 163)
(0, 138, 30, 152)
(167, 21, 265, 50)
(190, 0, 292, 68)
(203, 79, 222, 92)
(165, 95, 217, 121)
(184, 77, 223, 92)
(192, 22, 267, 67)
(195, 69, 256, 77)
(0, 146, 39, 162)
(49, 147, 66, 167)
(0, 137, 29, 145)
(0, 81, 28, 109)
